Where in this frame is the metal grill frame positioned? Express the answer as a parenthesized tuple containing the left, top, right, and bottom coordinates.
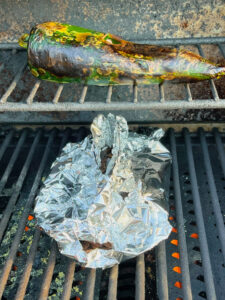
(0, 37, 225, 112)
(0, 127, 225, 300)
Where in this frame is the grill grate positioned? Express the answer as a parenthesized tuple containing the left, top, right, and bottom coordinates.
(0, 37, 225, 112)
(0, 127, 224, 299)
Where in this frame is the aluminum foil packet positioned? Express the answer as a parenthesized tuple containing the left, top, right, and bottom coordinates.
(34, 114, 172, 268)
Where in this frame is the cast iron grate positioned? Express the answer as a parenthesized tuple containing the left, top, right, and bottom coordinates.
(0, 37, 225, 112)
(0, 127, 225, 300)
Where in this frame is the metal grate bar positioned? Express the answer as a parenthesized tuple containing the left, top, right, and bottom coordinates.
(38, 241, 57, 300)
(107, 264, 118, 300)
(15, 229, 41, 300)
(38, 129, 71, 300)
(53, 84, 64, 104)
(0, 129, 14, 162)
(0, 129, 27, 196)
(106, 85, 113, 103)
(199, 129, 225, 261)
(0, 129, 42, 244)
(26, 80, 41, 104)
(185, 83, 193, 102)
(59, 130, 76, 300)
(184, 129, 217, 300)
(79, 85, 88, 104)
(83, 269, 96, 300)
(213, 128, 225, 178)
(0, 130, 56, 298)
(135, 254, 145, 300)
(156, 241, 169, 300)
(0, 60, 27, 103)
(197, 45, 220, 101)
(35, 131, 71, 298)
(170, 129, 193, 300)
(61, 259, 76, 300)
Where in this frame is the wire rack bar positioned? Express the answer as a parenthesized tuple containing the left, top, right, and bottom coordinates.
(79, 85, 88, 104)
(106, 85, 113, 103)
(0, 99, 225, 112)
(209, 80, 220, 101)
(185, 83, 193, 102)
(197, 45, 220, 101)
(26, 80, 41, 104)
(159, 84, 165, 102)
(53, 84, 64, 104)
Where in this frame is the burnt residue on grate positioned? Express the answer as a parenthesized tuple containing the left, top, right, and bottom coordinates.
(0, 127, 225, 299)
(145, 251, 157, 299)
(165, 108, 225, 122)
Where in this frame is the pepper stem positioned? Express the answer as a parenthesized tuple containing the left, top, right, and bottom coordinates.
(18, 33, 29, 49)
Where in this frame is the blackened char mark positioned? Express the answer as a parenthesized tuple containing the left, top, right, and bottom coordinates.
(112, 42, 178, 59)
(28, 43, 93, 78)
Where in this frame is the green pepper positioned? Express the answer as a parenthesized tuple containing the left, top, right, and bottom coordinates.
(19, 22, 225, 85)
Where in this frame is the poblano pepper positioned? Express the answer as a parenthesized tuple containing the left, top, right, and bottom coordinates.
(18, 22, 225, 85)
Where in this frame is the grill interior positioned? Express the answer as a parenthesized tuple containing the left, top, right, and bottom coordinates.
(0, 127, 224, 300)
(0, 38, 225, 115)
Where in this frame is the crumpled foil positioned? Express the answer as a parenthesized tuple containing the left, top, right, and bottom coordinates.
(34, 114, 172, 268)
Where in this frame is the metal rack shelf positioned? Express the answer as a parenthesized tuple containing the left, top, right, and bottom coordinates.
(0, 37, 224, 112)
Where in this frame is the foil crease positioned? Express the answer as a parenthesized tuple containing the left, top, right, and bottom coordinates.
(34, 114, 172, 268)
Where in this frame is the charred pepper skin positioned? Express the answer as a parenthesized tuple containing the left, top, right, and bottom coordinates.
(19, 22, 225, 85)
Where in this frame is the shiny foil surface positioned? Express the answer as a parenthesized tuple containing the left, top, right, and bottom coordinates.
(34, 114, 172, 268)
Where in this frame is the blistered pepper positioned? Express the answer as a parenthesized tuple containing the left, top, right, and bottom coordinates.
(19, 22, 225, 85)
